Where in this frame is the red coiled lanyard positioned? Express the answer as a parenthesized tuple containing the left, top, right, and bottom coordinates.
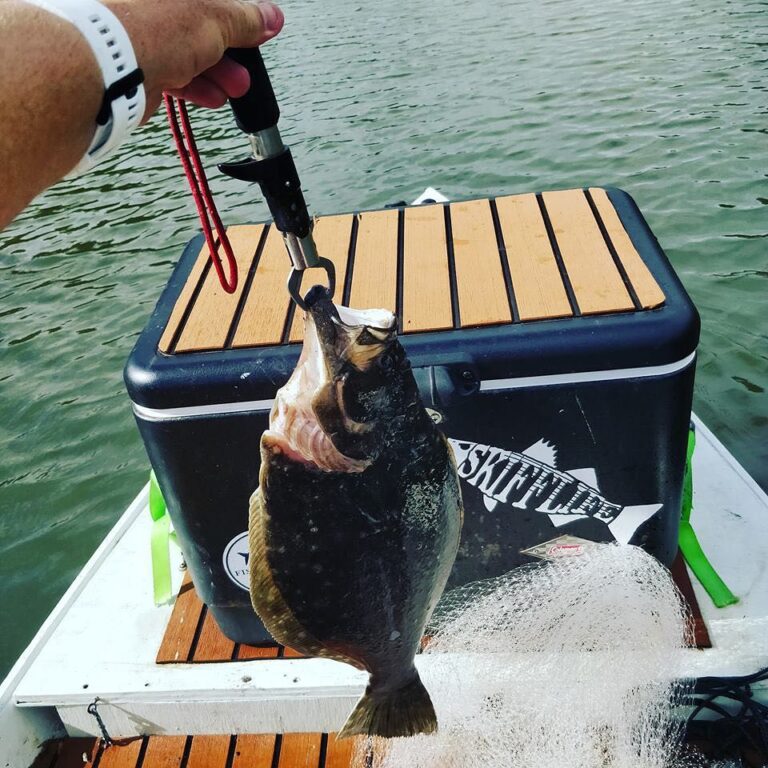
(163, 95, 238, 293)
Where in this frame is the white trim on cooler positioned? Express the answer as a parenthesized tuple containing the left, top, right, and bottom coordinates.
(480, 351, 696, 393)
(131, 351, 696, 422)
(133, 397, 275, 421)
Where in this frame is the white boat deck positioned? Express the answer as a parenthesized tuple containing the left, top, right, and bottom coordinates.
(11, 416, 768, 739)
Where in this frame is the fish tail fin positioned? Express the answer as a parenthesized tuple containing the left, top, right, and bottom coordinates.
(337, 673, 437, 739)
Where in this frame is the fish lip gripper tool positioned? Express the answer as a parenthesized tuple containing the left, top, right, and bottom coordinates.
(218, 47, 335, 310)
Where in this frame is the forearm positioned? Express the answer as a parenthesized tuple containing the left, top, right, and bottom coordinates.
(0, 0, 282, 230)
(0, 1, 102, 227)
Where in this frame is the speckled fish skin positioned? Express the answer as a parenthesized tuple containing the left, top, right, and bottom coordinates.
(249, 288, 462, 739)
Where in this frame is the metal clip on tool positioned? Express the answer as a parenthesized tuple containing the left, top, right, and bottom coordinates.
(218, 48, 335, 310)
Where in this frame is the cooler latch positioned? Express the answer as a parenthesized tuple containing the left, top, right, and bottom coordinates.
(412, 364, 480, 423)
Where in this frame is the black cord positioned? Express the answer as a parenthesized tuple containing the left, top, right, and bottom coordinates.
(87, 697, 113, 746)
(684, 666, 768, 764)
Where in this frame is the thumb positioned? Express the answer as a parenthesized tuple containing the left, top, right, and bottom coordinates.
(226, 1, 285, 49)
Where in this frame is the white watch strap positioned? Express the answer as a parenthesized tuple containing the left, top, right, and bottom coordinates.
(24, 0, 146, 174)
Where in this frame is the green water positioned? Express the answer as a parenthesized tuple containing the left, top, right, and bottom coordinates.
(0, 0, 766, 678)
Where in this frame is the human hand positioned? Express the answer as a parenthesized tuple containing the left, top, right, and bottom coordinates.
(104, 0, 284, 119)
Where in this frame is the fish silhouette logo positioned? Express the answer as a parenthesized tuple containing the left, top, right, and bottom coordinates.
(448, 438, 661, 545)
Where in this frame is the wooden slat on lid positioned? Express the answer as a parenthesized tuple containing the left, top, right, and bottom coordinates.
(158, 242, 211, 354)
(231, 226, 293, 347)
(174, 226, 265, 352)
(402, 204, 453, 332)
(348, 209, 399, 312)
(289, 214, 355, 342)
(236, 643, 280, 660)
(324, 735, 358, 768)
(156, 574, 204, 664)
(449, 199, 512, 327)
(495, 194, 572, 321)
(277, 734, 323, 768)
(542, 190, 634, 315)
(232, 734, 277, 768)
(588, 188, 665, 309)
(140, 735, 187, 767)
(186, 735, 231, 768)
(192, 610, 236, 662)
(97, 738, 143, 768)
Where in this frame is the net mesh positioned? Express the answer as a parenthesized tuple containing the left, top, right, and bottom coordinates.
(353, 544, 700, 768)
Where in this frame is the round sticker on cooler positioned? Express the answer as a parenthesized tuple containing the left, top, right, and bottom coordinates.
(222, 531, 250, 591)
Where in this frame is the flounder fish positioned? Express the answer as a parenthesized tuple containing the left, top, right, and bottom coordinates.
(249, 286, 462, 738)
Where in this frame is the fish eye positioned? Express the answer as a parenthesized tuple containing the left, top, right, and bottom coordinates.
(378, 350, 398, 371)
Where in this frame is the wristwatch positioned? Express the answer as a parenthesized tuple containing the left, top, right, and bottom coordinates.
(23, 0, 146, 174)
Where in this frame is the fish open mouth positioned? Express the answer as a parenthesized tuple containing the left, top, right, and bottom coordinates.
(265, 302, 396, 473)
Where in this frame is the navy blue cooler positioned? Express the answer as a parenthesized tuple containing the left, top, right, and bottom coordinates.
(125, 187, 699, 643)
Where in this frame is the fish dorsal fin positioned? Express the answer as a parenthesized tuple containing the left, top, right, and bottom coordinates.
(522, 439, 558, 467)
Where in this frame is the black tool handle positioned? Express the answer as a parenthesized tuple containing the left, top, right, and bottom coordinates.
(227, 48, 280, 134)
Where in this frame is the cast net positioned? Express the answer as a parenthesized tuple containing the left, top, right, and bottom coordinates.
(354, 544, 699, 768)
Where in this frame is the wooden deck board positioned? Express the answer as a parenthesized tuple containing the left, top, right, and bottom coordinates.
(236, 643, 281, 660)
(156, 574, 204, 664)
(97, 738, 143, 768)
(348, 209, 399, 313)
(277, 733, 323, 768)
(495, 194, 573, 321)
(193, 610, 236, 663)
(186, 735, 231, 768)
(175, 226, 265, 353)
(323, 735, 358, 768)
(289, 214, 355, 342)
(589, 187, 665, 309)
(541, 189, 634, 315)
(402, 204, 453, 332)
(140, 735, 187, 767)
(45, 734, 360, 768)
(449, 199, 512, 327)
(44, 737, 99, 768)
(231, 734, 277, 768)
(671, 551, 712, 649)
(231, 226, 293, 348)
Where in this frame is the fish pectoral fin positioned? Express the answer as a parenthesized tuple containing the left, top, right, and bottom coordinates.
(260, 432, 281, 456)
(337, 673, 437, 739)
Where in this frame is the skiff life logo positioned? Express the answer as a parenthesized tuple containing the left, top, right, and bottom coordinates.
(448, 438, 661, 545)
(223, 531, 250, 591)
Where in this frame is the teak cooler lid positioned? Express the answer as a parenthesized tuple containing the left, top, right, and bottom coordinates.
(125, 188, 699, 409)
